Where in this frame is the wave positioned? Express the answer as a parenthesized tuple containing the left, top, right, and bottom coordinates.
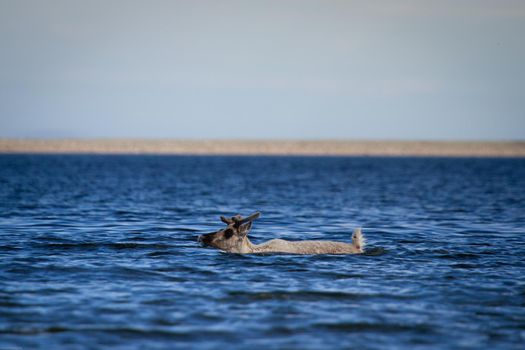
(37, 242, 175, 250)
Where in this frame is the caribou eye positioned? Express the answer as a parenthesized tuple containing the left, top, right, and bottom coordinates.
(224, 229, 234, 239)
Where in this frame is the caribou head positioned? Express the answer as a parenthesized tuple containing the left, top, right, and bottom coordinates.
(198, 212, 261, 253)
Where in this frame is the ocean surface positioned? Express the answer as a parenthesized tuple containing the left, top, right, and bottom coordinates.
(1, 155, 524, 350)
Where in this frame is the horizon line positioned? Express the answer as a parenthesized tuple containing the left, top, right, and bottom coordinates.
(1, 138, 524, 157)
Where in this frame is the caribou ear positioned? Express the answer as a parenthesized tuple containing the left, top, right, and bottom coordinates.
(220, 216, 232, 224)
(239, 221, 253, 236)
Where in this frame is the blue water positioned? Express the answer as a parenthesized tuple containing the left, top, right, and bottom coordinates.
(1, 155, 524, 349)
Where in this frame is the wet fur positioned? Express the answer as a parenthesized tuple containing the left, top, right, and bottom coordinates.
(199, 213, 365, 255)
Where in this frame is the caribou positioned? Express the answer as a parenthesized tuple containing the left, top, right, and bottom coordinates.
(198, 212, 365, 255)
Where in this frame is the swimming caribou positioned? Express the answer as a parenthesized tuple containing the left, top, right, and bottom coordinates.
(198, 212, 365, 255)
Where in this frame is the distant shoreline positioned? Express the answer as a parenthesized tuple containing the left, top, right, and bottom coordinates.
(1, 139, 524, 157)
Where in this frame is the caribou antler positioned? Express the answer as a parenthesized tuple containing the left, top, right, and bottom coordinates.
(239, 211, 261, 224)
(219, 212, 261, 226)
(220, 216, 233, 224)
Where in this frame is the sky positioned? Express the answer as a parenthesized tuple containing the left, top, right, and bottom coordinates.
(0, 0, 524, 140)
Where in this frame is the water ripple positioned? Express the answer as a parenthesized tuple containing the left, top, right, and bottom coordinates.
(1, 155, 524, 350)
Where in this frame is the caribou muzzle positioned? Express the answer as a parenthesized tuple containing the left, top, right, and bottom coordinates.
(198, 232, 216, 246)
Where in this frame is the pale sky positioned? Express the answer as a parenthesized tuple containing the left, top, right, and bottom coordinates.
(1, 0, 524, 140)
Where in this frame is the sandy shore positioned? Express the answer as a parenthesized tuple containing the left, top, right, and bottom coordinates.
(1, 139, 524, 157)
